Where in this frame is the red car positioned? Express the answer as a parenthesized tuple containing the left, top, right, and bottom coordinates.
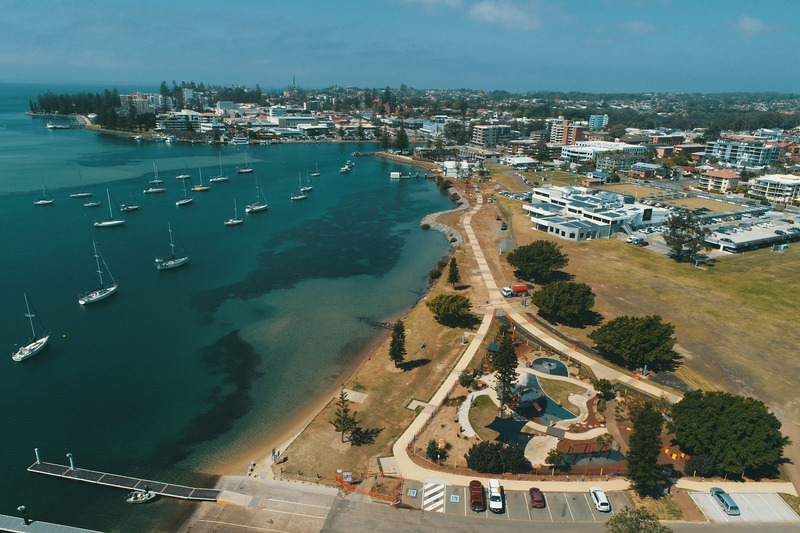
(469, 480, 485, 512)
(637, 240, 649, 247)
(529, 487, 546, 508)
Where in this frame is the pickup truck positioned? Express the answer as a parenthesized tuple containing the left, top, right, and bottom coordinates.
(469, 480, 485, 512)
(501, 285, 528, 297)
(488, 479, 504, 513)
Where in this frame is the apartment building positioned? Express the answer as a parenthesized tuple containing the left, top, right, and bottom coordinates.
(749, 174, 800, 202)
(561, 141, 646, 162)
(704, 136, 780, 168)
(698, 169, 740, 193)
(596, 153, 646, 173)
(471, 125, 512, 147)
(588, 114, 609, 130)
(549, 119, 587, 145)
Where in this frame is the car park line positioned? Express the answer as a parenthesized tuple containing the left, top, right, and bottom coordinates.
(526, 497, 532, 520)
(583, 493, 598, 522)
(560, 492, 576, 521)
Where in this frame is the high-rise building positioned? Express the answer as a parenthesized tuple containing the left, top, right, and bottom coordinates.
(704, 136, 780, 168)
(471, 125, 511, 147)
(588, 114, 609, 131)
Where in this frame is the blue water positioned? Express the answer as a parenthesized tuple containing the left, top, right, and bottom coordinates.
(0, 84, 453, 531)
(515, 373, 577, 425)
(530, 357, 569, 377)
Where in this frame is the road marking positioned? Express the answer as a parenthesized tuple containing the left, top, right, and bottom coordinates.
(196, 519, 285, 532)
(263, 497, 331, 509)
(422, 483, 446, 513)
(584, 493, 597, 522)
(526, 496, 532, 521)
(257, 507, 327, 519)
(546, 497, 553, 521)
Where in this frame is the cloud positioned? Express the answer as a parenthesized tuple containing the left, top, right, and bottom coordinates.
(736, 14, 767, 35)
(467, 1, 541, 31)
(621, 19, 655, 34)
(401, 0, 463, 11)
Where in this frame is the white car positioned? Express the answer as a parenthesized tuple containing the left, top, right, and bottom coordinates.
(589, 487, 610, 512)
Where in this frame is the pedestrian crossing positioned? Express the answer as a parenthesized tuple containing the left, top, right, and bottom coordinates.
(422, 483, 446, 513)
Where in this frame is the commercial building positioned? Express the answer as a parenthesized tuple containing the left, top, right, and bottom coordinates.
(596, 153, 647, 173)
(561, 141, 647, 162)
(704, 136, 780, 168)
(698, 169, 740, 193)
(749, 174, 800, 202)
(629, 162, 664, 180)
(471, 125, 512, 147)
(522, 185, 668, 241)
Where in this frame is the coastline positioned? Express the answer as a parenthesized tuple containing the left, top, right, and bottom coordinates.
(214, 153, 448, 480)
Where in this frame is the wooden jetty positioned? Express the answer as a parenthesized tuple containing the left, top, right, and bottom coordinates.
(28, 459, 220, 502)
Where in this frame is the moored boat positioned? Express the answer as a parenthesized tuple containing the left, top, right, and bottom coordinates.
(224, 198, 244, 226)
(155, 222, 189, 270)
(126, 489, 157, 504)
(245, 176, 269, 213)
(12, 293, 50, 362)
(94, 188, 125, 227)
(78, 241, 118, 305)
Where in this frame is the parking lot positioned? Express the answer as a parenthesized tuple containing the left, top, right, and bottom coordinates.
(402, 480, 629, 523)
(690, 491, 800, 523)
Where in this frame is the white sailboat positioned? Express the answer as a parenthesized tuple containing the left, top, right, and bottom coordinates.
(83, 200, 101, 207)
(78, 241, 118, 305)
(210, 151, 229, 182)
(301, 171, 313, 193)
(34, 184, 55, 205)
(155, 222, 189, 270)
(149, 162, 164, 185)
(245, 176, 269, 213)
(310, 162, 320, 177)
(12, 293, 50, 362)
(237, 151, 254, 174)
(143, 163, 166, 194)
(290, 174, 307, 201)
(176, 179, 193, 206)
(176, 160, 191, 180)
(224, 198, 244, 226)
(120, 191, 141, 212)
(192, 167, 210, 192)
(94, 188, 125, 227)
(70, 170, 93, 198)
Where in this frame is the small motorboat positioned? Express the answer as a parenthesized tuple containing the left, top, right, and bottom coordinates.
(126, 489, 157, 504)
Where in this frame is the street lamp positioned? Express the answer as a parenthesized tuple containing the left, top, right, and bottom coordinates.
(18, 505, 31, 525)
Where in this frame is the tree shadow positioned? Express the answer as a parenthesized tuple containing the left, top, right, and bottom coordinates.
(440, 313, 481, 330)
(537, 309, 604, 329)
(349, 426, 384, 447)
(399, 358, 431, 371)
(549, 270, 574, 282)
(453, 284, 471, 291)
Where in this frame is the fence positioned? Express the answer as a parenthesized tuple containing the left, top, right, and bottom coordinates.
(334, 475, 403, 505)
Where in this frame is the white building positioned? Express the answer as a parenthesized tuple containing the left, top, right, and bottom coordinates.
(704, 137, 780, 168)
(561, 141, 646, 162)
(589, 114, 609, 130)
(749, 174, 800, 203)
(523, 185, 667, 241)
(471, 125, 512, 147)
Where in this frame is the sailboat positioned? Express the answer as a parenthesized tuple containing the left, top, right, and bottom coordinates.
(224, 198, 244, 226)
(70, 170, 93, 198)
(155, 222, 189, 270)
(176, 179, 193, 206)
(120, 191, 141, 212)
(245, 176, 269, 213)
(191, 167, 210, 192)
(310, 162, 321, 177)
(237, 151, 254, 174)
(83, 199, 101, 208)
(176, 160, 191, 180)
(12, 293, 50, 362)
(149, 162, 164, 185)
(290, 174, 307, 201)
(210, 152, 229, 182)
(301, 171, 313, 193)
(78, 241, 118, 305)
(34, 184, 55, 205)
(144, 164, 166, 194)
(94, 188, 125, 227)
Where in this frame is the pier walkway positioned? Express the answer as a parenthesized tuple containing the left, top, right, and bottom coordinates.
(0, 514, 101, 533)
(28, 461, 220, 502)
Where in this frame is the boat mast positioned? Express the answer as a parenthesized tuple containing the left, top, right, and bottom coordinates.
(24, 293, 36, 339)
(168, 222, 176, 258)
(106, 188, 114, 220)
(93, 241, 105, 288)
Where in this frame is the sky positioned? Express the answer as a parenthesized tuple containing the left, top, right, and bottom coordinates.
(2, 0, 799, 94)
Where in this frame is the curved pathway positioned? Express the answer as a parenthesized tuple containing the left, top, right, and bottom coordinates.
(391, 185, 797, 496)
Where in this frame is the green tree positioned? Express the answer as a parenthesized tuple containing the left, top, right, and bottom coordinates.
(394, 124, 409, 151)
(388, 320, 406, 367)
(669, 391, 790, 479)
(588, 315, 680, 372)
(605, 506, 673, 533)
(491, 334, 518, 417)
(531, 280, 595, 325)
(465, 441, 504, 474)
(330, 389, 358, 443)
(608, 123, 628, 139)
(426, 439, 440, 461)
(533, 139, 549, 161)
(500, 444, 529, 474)
(447, 257, 461, 288)
(505, 240, 568, 283)
(627, 402, 664, 496)
(545, 448, 566, 466)
(591, 378, 616, 401)
(379, 127, 391, 149)
(663, 211, 711, 263)
(425, 294, 472, 326)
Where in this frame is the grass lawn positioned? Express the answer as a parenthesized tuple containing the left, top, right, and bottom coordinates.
(778, 492, 800, 514)
(624, 491, 683, 520)
(537, 377, 586, 415)
(469, 394, 500, 442)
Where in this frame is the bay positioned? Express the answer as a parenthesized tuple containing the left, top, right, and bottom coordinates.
(0, 83, 452, 531)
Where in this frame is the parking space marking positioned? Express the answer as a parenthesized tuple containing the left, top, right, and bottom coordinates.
(545, 498, 553, 521)
(422, 483, 446, 513)
(584, 493, 598, 522)
(462, 487, 467, 516)
(526, 498, 532, 521)
(564, 492, 576, 521)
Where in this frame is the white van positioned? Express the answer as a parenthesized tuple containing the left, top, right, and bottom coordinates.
(487, 478, 504, 513)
